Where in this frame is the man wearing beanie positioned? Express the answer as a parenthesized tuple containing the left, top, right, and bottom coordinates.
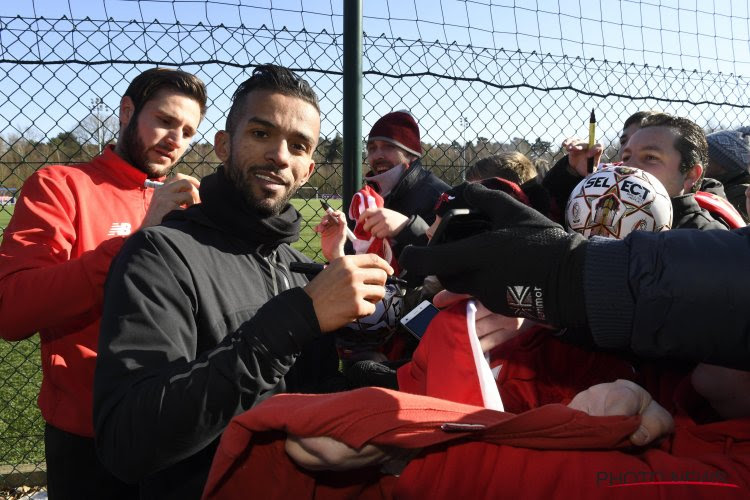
(706, 127, 750, 221)
(359, 110, 450, 257)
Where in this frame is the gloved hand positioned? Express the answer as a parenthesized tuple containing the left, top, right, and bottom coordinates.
(345, 360, 399, 390)
(399, 182, 588, 328)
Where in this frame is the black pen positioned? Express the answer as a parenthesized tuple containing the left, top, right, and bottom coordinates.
(289, 262, 407, 286)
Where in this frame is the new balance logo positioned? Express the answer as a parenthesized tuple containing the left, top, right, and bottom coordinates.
(506, 285, 546, 321)
(107, 222, 132, 236)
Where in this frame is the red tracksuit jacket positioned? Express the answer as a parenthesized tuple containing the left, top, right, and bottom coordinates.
(204, 302, 749, 499)
(0, 146, 157, 437)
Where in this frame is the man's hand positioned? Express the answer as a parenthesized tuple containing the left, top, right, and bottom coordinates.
(359, 207, 409, 239)
(285, 435, 392, 471)
(561, 137, 604, 177)
(314, 210, 347, 261)
(434, 290, 536, 353)
(304, 254, 393, 332)
(568, 379, 674, 446)
(141, 173, 201, 228)
(400, 183, 588, 328)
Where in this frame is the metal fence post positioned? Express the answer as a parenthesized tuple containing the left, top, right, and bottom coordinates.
(342, 0, 363, 215)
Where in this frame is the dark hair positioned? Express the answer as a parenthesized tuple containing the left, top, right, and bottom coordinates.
(466, 152, 536, 184)
(622, 110, 658, 131)
(640, 112, 708, 191)
(226, 64, 319, 134)
(124, 68, 208, 117)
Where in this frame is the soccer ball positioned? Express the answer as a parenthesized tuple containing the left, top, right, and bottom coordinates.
(335, 284, 404, 360)
(565, 164, 673, 239)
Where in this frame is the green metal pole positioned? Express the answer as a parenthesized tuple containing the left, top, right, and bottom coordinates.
(342, 0, 363, 215)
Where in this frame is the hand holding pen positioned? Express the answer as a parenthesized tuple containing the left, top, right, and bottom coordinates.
(300, 254, 394, 332)
(314, 199, 357, 261)
(140, 173, 201, 228)
(319, 199, 357, 243)
(290, 261, 407, 286)
(561, 117, 604, 178)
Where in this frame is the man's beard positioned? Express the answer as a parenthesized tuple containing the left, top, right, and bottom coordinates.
(225, 153, 296, 217)
(119, 114, 171, 178)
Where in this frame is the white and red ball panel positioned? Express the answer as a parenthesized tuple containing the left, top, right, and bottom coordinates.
(565, 164, 672, 239)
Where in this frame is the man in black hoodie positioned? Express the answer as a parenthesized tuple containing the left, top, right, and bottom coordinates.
(93, 65, 394, 498)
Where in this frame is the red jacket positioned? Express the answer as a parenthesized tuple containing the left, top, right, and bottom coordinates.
(396, 302, 750, 498)
(203, 303, 749, 498)
(203, 389, 641, 499)
(0, 147, 157, 437)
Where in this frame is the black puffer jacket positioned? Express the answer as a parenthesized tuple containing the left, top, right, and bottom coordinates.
(671, 193, 729, 230)
(366, 159, 450, 255)
(94, 167, 339, 498)
(585, 226, 750, 369)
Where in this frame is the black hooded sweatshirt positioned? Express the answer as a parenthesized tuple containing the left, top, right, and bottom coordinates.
(94, 167, 339, 499)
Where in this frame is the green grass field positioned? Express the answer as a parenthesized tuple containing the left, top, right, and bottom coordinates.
(0, 198, 334, 470)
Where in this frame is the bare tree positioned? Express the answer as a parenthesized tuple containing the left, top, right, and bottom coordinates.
(74, 98, 118, 155)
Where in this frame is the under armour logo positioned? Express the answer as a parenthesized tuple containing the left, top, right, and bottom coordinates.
(107, 222, 132, 236)
(506, 285, 546, 321)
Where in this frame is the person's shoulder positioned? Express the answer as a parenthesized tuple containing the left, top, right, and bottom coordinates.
(27, 162, 94, 183)
(416, 165, 450, 191)
(672, 197, 729, 230)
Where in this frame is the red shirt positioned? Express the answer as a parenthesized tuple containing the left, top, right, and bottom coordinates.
(0, 146, 158, 436)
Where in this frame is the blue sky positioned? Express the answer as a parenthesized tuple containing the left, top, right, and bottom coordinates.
(2, 0, 750, 149)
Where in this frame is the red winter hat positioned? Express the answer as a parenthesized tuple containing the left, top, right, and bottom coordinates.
(368, 110, 422, 157)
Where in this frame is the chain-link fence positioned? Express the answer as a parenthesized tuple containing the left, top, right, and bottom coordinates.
(2, 0, 750, 487)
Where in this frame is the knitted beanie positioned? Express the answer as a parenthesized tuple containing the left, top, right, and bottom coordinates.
(706, 128, 750, 176)
(368, 110, 422, 157)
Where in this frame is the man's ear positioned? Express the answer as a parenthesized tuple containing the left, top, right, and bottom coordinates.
(214, 130, 230, 162)
(119, 96, 135, 130)
(301, 160, 315, 184)
(684, 164, 703, 192)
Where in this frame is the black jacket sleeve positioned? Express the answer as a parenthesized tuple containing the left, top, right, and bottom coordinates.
(584, 227, 750, 369)
(93, 230, 322, 483)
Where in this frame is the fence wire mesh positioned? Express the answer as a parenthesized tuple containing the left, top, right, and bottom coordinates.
(1, 0, 750, 485)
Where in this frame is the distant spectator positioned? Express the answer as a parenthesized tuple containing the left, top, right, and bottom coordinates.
(706, 127, 750, 221)
(359, 110, 450, 258)
(465, 152, 554, 219)
(465, 151, 537, 185)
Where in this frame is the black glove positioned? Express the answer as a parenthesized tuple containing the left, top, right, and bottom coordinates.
(345, 360, 399, 390)
(399, 182, 588, 328)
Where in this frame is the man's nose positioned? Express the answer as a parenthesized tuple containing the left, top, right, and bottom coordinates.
(164, 129, 180, 149)
(265, 139, 290, 166)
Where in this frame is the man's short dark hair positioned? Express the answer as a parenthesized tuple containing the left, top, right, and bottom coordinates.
(226, 64, 319, 134)
(124, 68, 208, 117)
(640, 112, 708, 191)
(622, 110, 658, 131)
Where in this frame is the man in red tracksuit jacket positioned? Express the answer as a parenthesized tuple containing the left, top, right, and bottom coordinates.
(0, 68, 207, 498)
